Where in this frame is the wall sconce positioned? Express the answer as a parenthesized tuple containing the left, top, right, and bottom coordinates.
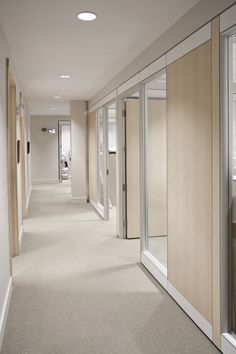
(16, 103, 24, 116)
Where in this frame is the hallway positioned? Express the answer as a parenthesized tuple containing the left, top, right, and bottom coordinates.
(1, 184, 219, 354)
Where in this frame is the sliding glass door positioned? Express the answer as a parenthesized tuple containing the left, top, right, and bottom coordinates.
(141, 70, 168, 274)
(96, 107, 108, 219)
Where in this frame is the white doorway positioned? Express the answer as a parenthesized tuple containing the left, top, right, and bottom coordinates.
(58, 120, 71, 183)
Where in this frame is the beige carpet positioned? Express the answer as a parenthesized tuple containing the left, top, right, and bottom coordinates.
(1, 183, 220, 354)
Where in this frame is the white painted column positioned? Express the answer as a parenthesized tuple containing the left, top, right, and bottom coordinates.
(70, 100, 87, 201)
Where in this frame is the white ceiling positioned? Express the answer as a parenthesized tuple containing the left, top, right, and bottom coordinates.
(0, 0, 199, 115)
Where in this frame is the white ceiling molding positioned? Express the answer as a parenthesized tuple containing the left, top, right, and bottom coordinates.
(117, 73, 141, 96)
(167, 22, 211, 66)
(88, 90, 116, 113)
(89, 22, 211, 106)
(220, 3, 236, 33)
(140, 55, 167, 82)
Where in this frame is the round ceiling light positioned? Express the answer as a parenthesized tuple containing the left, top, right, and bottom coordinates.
(60, 75, 70, 79)
(77, 11, 97, 21)
(53, 96, 61, 99)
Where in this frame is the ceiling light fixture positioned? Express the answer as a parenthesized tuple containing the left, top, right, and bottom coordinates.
(60, 75, 70, 79)
(51, 107, 56, 111)
(53, 96, 61, 99)
(77, 11, 97, 21)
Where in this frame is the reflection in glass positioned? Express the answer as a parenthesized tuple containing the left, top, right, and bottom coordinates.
(145, 71, 167, 268)
(230, 34, 236, 336)
(107, 103, 117, 222)
(97, 108, 105, 208)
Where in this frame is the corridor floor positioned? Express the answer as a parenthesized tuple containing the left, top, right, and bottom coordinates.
(1, 183, 220, 354)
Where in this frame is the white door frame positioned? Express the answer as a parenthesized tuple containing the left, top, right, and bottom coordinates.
(58, 120, 71, 183)
(118, 85, 141, 239)
(220, 25, 236, 353)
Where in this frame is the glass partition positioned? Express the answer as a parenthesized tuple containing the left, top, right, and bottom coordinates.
(229, 33, 236, 337)
(144, 71, 167, 269)
(97, 108, 105, 211)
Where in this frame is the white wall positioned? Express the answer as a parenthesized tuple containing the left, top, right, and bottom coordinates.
(0, 21, 25, 349)
(25, 101, 32, 209)
(70, 101, 87, 200)
(31, 115, 69, 183)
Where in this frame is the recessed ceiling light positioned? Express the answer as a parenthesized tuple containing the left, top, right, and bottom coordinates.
(77, 11, 97, 21)
(51, 107, 56, 111)
(53, 95, 61, 99)
(60, 75, 70, 79)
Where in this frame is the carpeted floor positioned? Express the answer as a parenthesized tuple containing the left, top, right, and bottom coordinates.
(1, 183, 220, 354)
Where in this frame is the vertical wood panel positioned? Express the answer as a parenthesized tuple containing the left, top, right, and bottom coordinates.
(211, 16, 221, 348)
(88, 111, 97, 203)
(7, 68, 19, 257)
(126, 99, 140, 238)
(167, 41, 212, 323)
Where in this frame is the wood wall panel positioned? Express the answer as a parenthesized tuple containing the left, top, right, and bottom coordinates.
(126, 99, 140, 238)
(211, 17, 221, 348)
(88, 111, 97, 203)
(167, 41, 212, 323)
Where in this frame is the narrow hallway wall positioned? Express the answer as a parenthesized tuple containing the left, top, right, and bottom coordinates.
(0, 21, 26, 348)
(31, 115, 69, 184)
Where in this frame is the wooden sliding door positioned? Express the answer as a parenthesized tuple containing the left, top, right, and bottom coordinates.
(167, 41, 212, 323)
(125, 98, 140, 239)
(7, 60, 19, 257)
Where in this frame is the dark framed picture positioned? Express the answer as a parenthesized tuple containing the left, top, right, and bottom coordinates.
(17, 140, 20, 164)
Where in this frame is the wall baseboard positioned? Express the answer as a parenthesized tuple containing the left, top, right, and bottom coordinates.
(70, 196, 87, 204)
(141, 253, 213, 342)
(19, 225, 23, 250)
(168, 282, 212, 340)
(32, 179, 59, 184)
(0, 277, 12, 351)
(221, 334, 236, 354)
(26, 185, 32, 213)
(89, 199, 104, 218)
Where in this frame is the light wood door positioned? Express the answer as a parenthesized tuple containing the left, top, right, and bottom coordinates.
(167, 41, 212, 323)
(126, 98, 140, 239)
(7, 63, 19, 257)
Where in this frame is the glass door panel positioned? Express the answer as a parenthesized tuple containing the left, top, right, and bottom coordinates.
(144, 71, 168, 269)
(97, 108, 106, 215)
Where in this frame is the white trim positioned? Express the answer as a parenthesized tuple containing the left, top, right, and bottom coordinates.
(141, 251, 168, 290)
(89, 90, 116, 113)
(220, 4, 236, 33)
(90, 199, 104, 218)
(0, 277, 12, 351)
(32, 179, 59, 184)
(141, 253, 213, 341)
(222, 333, 236, 354)
(26, 185, 32, 212)
(140, 55, 167, 82)
(19, 225, 23, 249)
(117, 73, 141, 96)
(167, 23, 211, 65)
(70, 196, 87, 204)
(168, 282, 212, 340)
